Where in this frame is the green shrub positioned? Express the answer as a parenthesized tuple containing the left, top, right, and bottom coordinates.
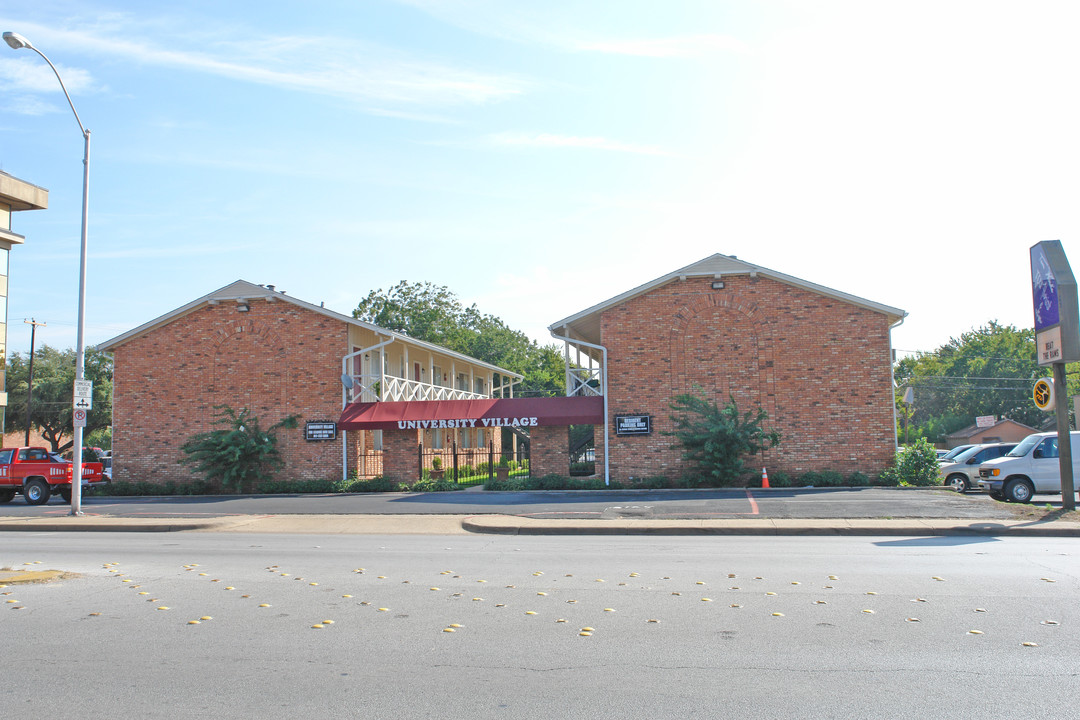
(666, 390, 781, 486)
(407, 478, 463, 492)
(880, 438, 941, 486)
(847, 471, 871, 487)
(766, 470, 792, 487)
(180, 405, 299, 492)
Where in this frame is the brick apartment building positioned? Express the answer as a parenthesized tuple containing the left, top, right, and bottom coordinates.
(98, 281, 523, 485)
(101, 254, 904, 487)
(548, 254, 906, 479)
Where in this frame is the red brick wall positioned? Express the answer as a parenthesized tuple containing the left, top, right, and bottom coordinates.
(110, 300, 350, 486)
(530, 425, 569, 478)
(601, 276, 896, 481)
(381, 428, 419, 482)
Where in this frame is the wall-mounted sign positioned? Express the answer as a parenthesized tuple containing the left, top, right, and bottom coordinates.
(975, 415, 996, 428)
(615, 414, 652, 436)
(305, 421, 338, 441)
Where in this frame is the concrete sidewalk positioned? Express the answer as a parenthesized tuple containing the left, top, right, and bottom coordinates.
(1, 513, 1079, 536)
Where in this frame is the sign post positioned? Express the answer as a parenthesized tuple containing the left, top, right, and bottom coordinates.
(1031, 241, 1079, 510)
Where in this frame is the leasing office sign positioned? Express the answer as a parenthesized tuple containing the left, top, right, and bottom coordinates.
(1031, 241, 1080, 365)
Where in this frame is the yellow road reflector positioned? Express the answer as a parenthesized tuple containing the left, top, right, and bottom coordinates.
(906, 618, 920, 622)
(581, 627, 594, 632)
(647, 619, 659, 623)
(377, 607, 388, 612)
(430, 587, 440, 591)
(322, 620, 335, 624)
(730, 586, 740, 590)
(975, 608, 987, 613)
(772, 612, 784, 617)
(525, 611, 537, 615)
(342, 594, 353, 598)
(700, 599, 712, 603)
(473, 598, 483, 602)
(604, 608, 616, 612)
(1021, 642, 1039, 647)
(138, 592, 148, 595)
(828, 575, 839, 580)
(865, 592, 877, 595)
(671, 592, 681, 596)
(1041, 620, 1060, 625)
(495, 604, 505, 607)
(443, 628, 455, 633)
(157, 607, 170, 611)
(311, 624, 325, 629)
(932, 576, 945, 582)
(579, 632, 592, 636)
(537, 592, 547, 596)
(200, 616, 212, 620)
(814, 601, 827, 605)
(968, 630, 983, 635)
(477, 580, 487, 583)
(448, 623, 462, 628)
(765, 592, 777, 596)
(225, 587, 235, 591)
(199, 573, 209, 576)
(241, 594, 251, 598)
(566, 599, 578, 604)
(912, 598, 927, 603)
(696, 581, 705, 585)
(862, 609, 874, 614)
(188, 621, 201, 625)
(791, 582, 800, 585)
(259, 604, 272, 608)
(1042, 578, 1056, 583)
(729, 604, 742, 608)
(89, 612, 101, 616)
(555, 619, 566, 623)
(595, 579, 604, 583)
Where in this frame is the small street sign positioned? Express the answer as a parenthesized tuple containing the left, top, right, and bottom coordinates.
(73, 408, 87, 428)
(73, 380, 93, 410)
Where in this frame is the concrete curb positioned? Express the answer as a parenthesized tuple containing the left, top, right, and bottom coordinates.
(460, 515, 1080, 537)
(3, 514, 1078, 536)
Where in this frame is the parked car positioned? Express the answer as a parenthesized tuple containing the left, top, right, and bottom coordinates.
(938, 442, 1017, 493)
(938, 444, 976, 463)
(977, 431, 1080, 503)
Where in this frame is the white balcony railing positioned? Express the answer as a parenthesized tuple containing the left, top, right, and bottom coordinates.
(348, 374, 488, 403)
(568, 367, 603, 397)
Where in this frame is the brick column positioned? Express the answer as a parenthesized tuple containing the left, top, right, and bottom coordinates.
(530, 425, 568, 478)
(382, 428, 420, 483)
(593, 423, 606, 479)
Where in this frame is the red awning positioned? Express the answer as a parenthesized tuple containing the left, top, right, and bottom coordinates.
(338, 396, 603, 430)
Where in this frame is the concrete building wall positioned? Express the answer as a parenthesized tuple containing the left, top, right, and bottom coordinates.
(600, 275, 896, 480)
(111, 300, 349, 485)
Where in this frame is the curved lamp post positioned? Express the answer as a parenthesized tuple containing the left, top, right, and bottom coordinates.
(4, 31, 91, 515)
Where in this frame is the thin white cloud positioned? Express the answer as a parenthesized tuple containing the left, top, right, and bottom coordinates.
(489, 132, 673, 156)
(0, 18, 526, 108)
(577, 33, 749, 58)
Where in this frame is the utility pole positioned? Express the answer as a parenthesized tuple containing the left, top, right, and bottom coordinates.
(23, 318, 45, 447)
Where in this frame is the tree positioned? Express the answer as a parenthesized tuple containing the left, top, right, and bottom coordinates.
(180, 405, 299, 492)
(353, 281, 565, 397)
(665, 390, 781, 486)
(893, 322, 1073, 442)
(5, 345, 112, 453)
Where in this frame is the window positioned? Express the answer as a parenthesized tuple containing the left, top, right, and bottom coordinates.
(433, 428, 444, 449)
(372, 430, 383, 451)
(0, 449, 13, 464)
(1037, 438, 1059, 459)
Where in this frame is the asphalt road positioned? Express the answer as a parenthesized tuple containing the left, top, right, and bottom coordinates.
(0, 487, 1031, 520)
(3, 532, 1076, 719)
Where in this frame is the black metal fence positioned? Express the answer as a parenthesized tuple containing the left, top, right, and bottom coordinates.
(419, 443, 530, 486)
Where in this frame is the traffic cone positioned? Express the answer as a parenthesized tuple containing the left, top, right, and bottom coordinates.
(761, 468, 770, 489)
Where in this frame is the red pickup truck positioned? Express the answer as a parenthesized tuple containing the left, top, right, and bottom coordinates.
(0, 447, 108, 505)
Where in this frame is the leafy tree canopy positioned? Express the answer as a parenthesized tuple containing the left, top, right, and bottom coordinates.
(353, 281, 565, 397)
(5, 345, 112, 453)
(894, 321, 1076, 442)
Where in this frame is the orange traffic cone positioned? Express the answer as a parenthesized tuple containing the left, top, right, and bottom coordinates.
(761, 468, 770, 489)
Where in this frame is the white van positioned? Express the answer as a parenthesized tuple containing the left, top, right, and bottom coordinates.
(977, 431, 1080, 503)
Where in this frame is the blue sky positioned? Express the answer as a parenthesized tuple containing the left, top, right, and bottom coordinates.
(2, 1, 1080, 360)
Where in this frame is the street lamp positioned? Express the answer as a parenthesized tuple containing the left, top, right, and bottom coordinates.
(4, 31, 92, 516)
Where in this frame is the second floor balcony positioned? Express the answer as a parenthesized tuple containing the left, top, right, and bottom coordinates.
(345, 373, 490, 403)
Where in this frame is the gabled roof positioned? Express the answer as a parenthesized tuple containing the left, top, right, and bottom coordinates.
(946, 418, 1036, 440)
(97, 280, 522, 379)
(548, 253, 907, 346)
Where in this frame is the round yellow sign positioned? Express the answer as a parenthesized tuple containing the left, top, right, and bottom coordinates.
(1033, 378, 1054, 411)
